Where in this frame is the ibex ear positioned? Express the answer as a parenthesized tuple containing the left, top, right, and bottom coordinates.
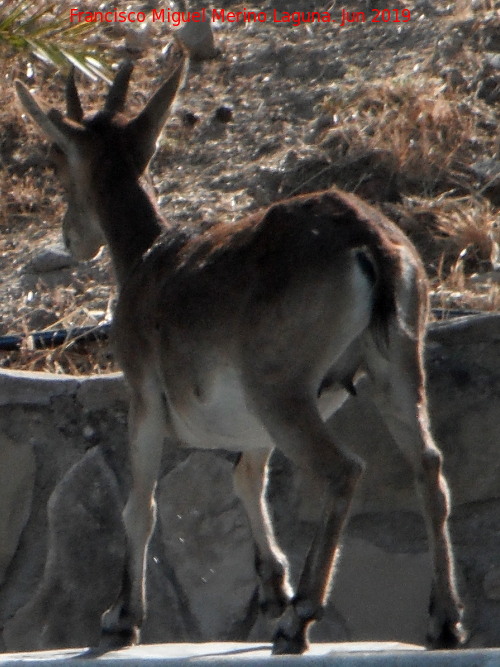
(124, 43, 186, 174)
(15, 81, 82, 154)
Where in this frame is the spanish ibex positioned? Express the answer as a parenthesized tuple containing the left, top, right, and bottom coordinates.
(16, 45, 465, 654)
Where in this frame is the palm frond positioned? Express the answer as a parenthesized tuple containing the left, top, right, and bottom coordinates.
(0, 0, 111, 80)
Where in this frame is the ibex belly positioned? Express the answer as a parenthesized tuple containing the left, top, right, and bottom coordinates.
(167, 363, 274, 451)
(166, 249, 374, 451)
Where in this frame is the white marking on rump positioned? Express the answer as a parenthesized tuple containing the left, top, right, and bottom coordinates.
(315, 251, 373, 421)
(343, 248, 374, 340)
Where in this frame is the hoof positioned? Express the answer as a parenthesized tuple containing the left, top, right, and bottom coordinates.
(426, 602, 467, 651)
(78, 630, 136, 660)
(91, 626, 140, 655)
(426, 620, 467, 650)
(271, 603, 313, 655)
(427, 591, 467, 650)
(272, 627, 308, 655)
(100, 604, 141, 653)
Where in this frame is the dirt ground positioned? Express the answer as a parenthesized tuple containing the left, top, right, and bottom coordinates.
(0, 0, 499, 373)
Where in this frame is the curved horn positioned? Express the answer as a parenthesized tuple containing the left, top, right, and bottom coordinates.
(104, 60, 134, 114)
(65, 66, 84, 123)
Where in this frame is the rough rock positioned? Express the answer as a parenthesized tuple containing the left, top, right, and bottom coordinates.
(156, 452, 257, 639)
(24, 245, 75, 274)
(175, 20, 218, 61)
(25, 308, 59, 332)
(3, 448, 125, 650)
(0, 435, 35, 587)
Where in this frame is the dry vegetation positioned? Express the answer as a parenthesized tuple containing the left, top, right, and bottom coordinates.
(0, 0, 499, 374)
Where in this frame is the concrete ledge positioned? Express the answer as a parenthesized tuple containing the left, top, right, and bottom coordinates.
(0, 643, 500, 666)
(0, 368, 126, 408)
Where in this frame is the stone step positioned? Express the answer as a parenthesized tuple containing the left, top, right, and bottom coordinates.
(0, 643, 499, 666)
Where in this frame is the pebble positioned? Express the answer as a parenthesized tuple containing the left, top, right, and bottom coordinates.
(25, 245, 75, 273)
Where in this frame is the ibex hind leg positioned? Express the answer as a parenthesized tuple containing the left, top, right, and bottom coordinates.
(100, 377, 168, 650)
(365, 331, 466, 649)
(246, 390, 364, 655)
(233, 449, 293, 620)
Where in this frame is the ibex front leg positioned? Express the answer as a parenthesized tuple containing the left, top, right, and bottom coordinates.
(249, 393, 364, 654)
(101, 378, 167, 648)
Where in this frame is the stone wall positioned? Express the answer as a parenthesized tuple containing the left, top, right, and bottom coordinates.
(0, 314, 499, 651)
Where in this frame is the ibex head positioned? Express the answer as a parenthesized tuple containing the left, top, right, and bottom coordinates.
(16, 45, 186, 261)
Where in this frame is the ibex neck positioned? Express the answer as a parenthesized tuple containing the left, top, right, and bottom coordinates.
(96, 175, 163, 287)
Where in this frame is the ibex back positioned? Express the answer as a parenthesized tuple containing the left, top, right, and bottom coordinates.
(16, 45, 466, 654)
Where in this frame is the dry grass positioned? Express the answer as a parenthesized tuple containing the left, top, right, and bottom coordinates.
(1, 1, 499, 374)
(430, 197, 500, 314)
(321, 74, 493, 195)
(5, 336, 116, 375)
